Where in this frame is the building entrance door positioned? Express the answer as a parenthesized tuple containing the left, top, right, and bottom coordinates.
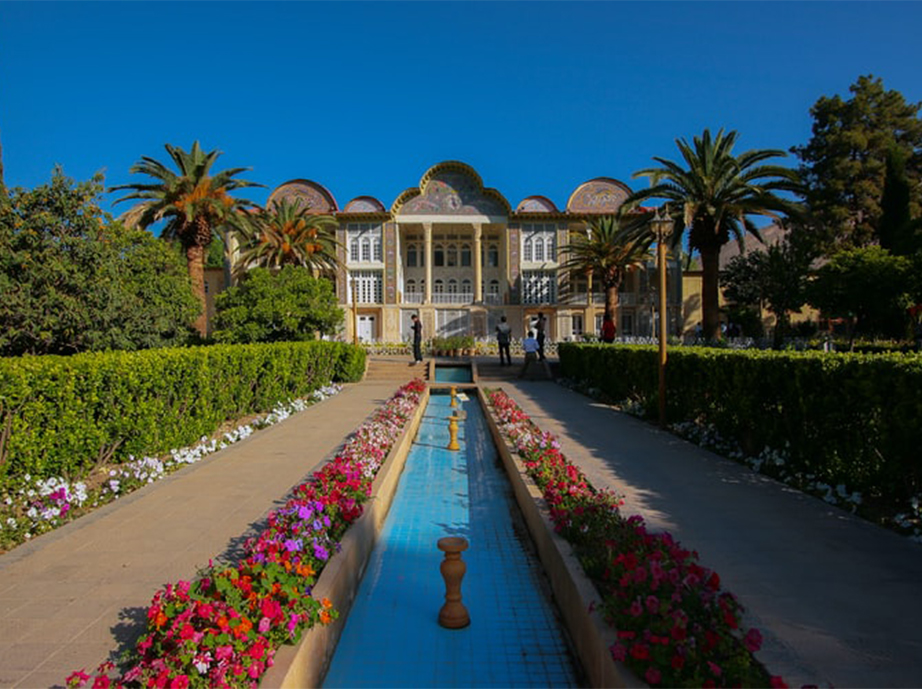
(357, 315, 376, 343)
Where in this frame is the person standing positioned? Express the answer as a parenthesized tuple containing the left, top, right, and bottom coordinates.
(535, 312, 547, 361)
(518, 330, 540, 379)
(601, 313, 616, 343)
(410, 314, 423, 366)
(495, 315, 512, 366)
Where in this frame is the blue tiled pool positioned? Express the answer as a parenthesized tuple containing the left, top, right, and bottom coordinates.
(321, 392, 580, 688)
(433, 365, 473, 383)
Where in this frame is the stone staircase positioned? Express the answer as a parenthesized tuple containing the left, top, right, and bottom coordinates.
(363, 356, 430, 383)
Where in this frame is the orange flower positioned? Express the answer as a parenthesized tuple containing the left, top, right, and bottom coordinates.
(321, 598, 333, 609)
(154, 612, 168, 629)
(297, 563, 315, 578)
(320, 611, 332, 625)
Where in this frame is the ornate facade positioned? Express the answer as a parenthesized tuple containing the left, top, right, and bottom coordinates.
(252, 161, 684, 344)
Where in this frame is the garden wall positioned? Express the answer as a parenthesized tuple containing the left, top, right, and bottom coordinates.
(558, 343, 922, 505)
(0, 341, 366, 479)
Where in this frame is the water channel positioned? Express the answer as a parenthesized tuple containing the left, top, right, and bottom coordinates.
(321, 389, 581, 687)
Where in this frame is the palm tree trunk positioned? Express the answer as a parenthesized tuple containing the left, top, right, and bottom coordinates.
(605, 284, 620, 322)
(700, 244, 722, 340)
(186, 243, 207, 336)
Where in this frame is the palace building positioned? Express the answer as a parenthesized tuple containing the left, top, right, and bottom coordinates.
(211, 161, 688, 344)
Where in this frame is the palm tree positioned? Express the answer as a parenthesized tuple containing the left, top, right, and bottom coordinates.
(111, 141, 262, 335)
(235, 197, 341, 277)
(559, 214, 653, 326)
(624, 128, 801, 340)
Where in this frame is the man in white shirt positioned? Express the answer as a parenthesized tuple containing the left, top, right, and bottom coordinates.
(518, 330, 540, 379)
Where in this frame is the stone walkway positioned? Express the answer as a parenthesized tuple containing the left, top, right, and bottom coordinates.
(2, 368, 922, 688)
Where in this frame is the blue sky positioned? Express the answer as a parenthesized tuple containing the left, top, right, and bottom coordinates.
(1, 1, 920, 215)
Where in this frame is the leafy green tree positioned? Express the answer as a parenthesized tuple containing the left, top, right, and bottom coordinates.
(625, 128, 801, 340)
(0, 169, 199, 356)
(111, 141, 263, 335)
(559, 214, 652, 322)
(722, 240, 812, 348)
(211, 266, 344, 344)
(807, 246, 912, 342)
(792, 75, 922, 252)
(236, 198, 341, 277)
(879, 143, 922, 256)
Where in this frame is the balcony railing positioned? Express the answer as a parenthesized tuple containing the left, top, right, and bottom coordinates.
(403, 292, 503, 305)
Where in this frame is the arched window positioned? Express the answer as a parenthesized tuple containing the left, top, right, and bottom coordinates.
(489, 279, 500, 296)
(361, 237, 371, 263)
(372, 235, 382, 262)
(447, 244, 458, 267)
(488, 244, 499, 267)
(434, 279, 444, 294)
(350, 239, 360, 262)
(448, 279, 458, 296)
(460, 244, 472, 267)
(534, 239, 544, 262)
(434, 245, 445, 267)
(407, 244, 417, 267)
(523, 239, 533, 262)
(406, 279, 417, 294)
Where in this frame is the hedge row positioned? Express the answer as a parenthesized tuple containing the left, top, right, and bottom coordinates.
(558, 343, 922, 505)
(0, 341, 366, 480)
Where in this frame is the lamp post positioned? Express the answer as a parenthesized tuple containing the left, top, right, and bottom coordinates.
(651, 207, 674, 428)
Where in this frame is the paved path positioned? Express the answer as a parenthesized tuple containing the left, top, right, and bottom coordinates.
(500, 379, 922, 689)
(0, 381, 402, 689)
(2, 369, 922, 688)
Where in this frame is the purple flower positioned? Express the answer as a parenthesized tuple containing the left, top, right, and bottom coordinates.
(313, 542, 329, 561)
(284, 538, 302, 552)
(298, 505, 313, 520)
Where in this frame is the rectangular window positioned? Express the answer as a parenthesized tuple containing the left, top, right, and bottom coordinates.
(351, 270, 383, 304)
(521, 270, 556, 304)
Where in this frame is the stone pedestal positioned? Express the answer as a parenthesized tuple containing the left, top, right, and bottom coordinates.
(437, 536, 470, 629)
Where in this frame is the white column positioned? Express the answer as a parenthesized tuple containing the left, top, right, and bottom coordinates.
(424, 222, 433, 305)
(473, 223, 483, 303)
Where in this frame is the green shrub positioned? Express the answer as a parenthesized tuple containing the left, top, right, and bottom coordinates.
(558, 343, 922, 506)
(0, 341, 365, 480)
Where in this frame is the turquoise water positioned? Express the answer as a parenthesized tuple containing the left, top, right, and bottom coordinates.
(433, 365, 473, 383)
(321, 392, 580, 687)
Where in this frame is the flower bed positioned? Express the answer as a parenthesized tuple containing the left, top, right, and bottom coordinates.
(487, 388, 785, 689)
(67, 379, 427, 689)
(0, 387, 343, 554)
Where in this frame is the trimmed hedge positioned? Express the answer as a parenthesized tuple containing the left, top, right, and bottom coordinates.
(558, 342, 922, 505)
(0, 341, 365, 480)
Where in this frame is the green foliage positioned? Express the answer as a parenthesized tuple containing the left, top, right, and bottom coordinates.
(807, 246, 912, 338)
(0, 341, 365, 480)
(793, 75, 922, 252)
(111, 141, 263, 335)
(429, 335, 474, 352)
(0, 169, 199, 356)
(559, 214, 652, 319)
(720, 238, 812, 347)
(626, 128, 802, 340)
(558, 342, 922, 509)
(235, 197, 341, 276)
(212, 266, 344, 344)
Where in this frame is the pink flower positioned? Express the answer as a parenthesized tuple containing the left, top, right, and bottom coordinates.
(609, 643, 627, 662)
(707, 660, 722, 677)
(629, 600, 643, 617)
(744, 627, 763, 652)
(169, 676, 189, 689)
(645, 667, 662, 685)
(645, 595, 660, 614)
